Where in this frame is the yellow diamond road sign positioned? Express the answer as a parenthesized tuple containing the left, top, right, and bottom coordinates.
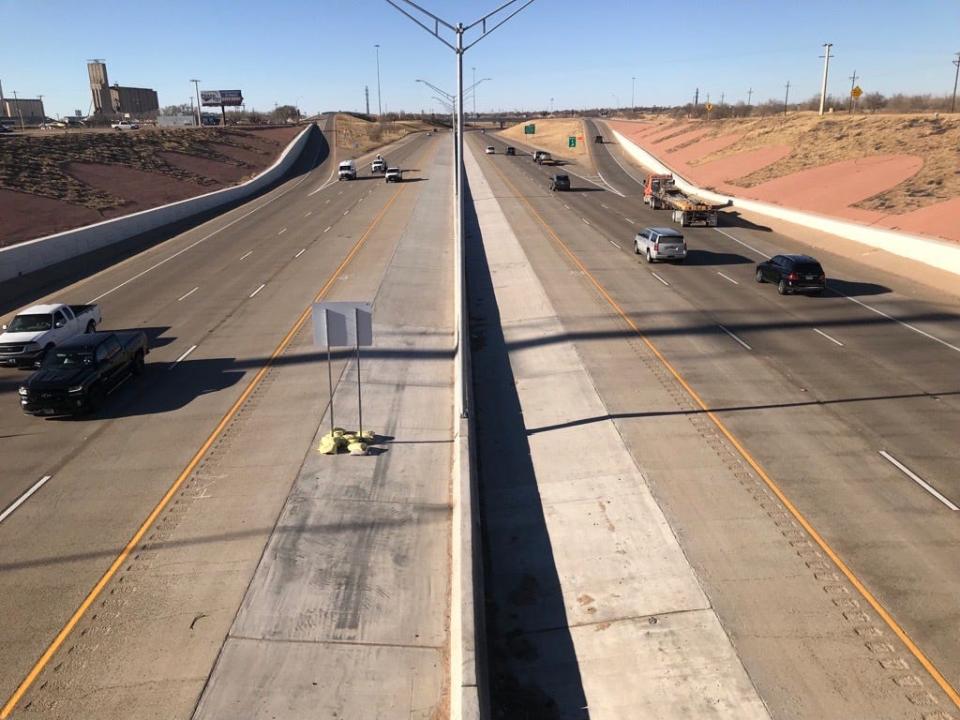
(851, 85, 863, 98)
(705, 102, 714, 111)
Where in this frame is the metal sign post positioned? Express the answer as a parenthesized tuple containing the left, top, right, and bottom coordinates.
(313, 302, 374, 437)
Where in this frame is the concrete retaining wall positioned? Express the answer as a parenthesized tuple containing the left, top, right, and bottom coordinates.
(451, 139, 485, 720)
(608, 126, 960, 279)
(0, 124, 315, 284)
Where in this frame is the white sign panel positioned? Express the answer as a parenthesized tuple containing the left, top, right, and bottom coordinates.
(313, 302, 373, 347)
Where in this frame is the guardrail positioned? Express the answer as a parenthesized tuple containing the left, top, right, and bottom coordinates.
(0, 124, 316, 285)
(607, 126, 960, 279)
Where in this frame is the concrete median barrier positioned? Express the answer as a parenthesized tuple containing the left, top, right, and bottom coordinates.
(0, 124, 315, 285)
(608, 126, 960, 279)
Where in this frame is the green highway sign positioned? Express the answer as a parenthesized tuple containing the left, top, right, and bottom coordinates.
(568, 136, 576, 148)
(524, 123, 536, 134)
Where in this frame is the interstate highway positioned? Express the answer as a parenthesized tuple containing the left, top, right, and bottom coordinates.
(470, 127, 960, 717)
(0, 123, 448, 718)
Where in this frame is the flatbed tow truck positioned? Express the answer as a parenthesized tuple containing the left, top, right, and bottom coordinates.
(643, 173, 728, 227)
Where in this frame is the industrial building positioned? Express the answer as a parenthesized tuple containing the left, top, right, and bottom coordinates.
(1, 97, 45, 124)
(87, 60, 159, 118)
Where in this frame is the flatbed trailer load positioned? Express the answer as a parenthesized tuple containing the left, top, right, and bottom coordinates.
(643, 173, 727, 227)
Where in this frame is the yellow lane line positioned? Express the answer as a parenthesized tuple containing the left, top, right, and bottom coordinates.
(482, 148, 960, 711)
(0, 173, 415, 718)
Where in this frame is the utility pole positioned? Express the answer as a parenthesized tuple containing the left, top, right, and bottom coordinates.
(693, 87, 699, 107)
(818, 42, 833, 116)
(747, 88, 753, 106)
(848, 69, 858, 113)
(11, 90, 24, 129)
(190, 79, 202, 126)
(374, 44, 383, 119)
(472, 66, 476, 118)
(365, 85, 370, 115)
(631, 76, 636, 108)
(38, 94, 44, 121)
(952, 52, 960, 113)
(720, 92, 724, 106)
(385, 0, 537, 421)
(550, 96, 554, 113)
(784, 81, 791, 116)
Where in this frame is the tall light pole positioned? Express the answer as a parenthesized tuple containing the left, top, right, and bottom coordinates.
(952, 52, 960, 113)
(631, 76, 636, 108)
(374, 44, 383, 118)
(472, 66, 476, 118)
(818, 42, 833, 116)
(190, 79, 202, 126)
(386, 0, 537, 421)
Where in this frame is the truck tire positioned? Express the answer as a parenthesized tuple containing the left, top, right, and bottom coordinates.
(132, 350, 145, 376)
(645, 249, 653, 264)
(86, 383, 106, 414)
(634, 242, 640, 255)
(85, 320, 96, 333)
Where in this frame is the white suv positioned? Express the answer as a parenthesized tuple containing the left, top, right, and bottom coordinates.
(635, 227, 687, 263)
(338, 160, 357, 180)
(111, 120, 139, 130)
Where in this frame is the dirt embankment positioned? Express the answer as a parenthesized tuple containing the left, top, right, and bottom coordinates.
(609, 113, 960, 243)
(497, 118, 590, 165)
(334, 114, 434, 157)
(0, 126, 302, 247)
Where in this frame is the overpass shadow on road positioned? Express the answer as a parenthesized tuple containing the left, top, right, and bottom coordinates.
(465, 171, 590, 720)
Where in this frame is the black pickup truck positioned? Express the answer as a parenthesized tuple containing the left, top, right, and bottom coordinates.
(18, 331, 148, 416)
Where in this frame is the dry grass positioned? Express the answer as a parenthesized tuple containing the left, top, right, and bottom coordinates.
(0, 128, 284, 210)
(498, 118, 590, 164)
(334, 114, 433, 156)
(636, 112, 960, 213)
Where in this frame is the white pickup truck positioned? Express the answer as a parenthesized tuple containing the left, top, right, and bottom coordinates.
(0, 303, 102, 368)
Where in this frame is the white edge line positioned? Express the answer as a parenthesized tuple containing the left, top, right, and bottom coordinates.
(170, 344, 198, 367)
(813, 328, 844, 346)
(879, 450, 958, 511)
(608, 240, 621, 249)
(249, 283, 266, 298)
(278, 227, 287, 235)
(177, 287, 199, 302)
(714, 228, 772, 259)
(596, 169, 626, 197)
(324, 226, 332, 233)
(717, 271, 740, 285)
(841, 293, 960, 355)
(650, 272, 670, 287)
(295, 248, 307, 258)
(718, 324, 752, 350)
(582, 217, 591, 226)
(239, 250, 253, 261)
(0, 475, 52, 525)
(305, 210, 313, 217)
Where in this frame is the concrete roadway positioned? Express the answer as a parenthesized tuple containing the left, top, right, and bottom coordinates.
(0, 121, 446, 718)
(473, 128, 960, 718)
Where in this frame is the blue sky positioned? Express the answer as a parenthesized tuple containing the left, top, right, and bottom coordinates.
(2, 0, 958, 119)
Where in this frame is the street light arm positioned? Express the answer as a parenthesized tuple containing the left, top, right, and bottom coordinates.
(383, 0, 457, 50)
(417, 79, 455, 101)
(464, 0, 536, 50)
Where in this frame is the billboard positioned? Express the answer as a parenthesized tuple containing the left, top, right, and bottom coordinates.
(200, 90, 243, 107)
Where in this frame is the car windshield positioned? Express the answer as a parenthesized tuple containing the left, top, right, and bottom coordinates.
(7, 314, 53, 332)
(44, 348, 94, 368)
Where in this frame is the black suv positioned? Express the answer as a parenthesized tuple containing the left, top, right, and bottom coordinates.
(549, 174, 571, 191)
(756, 254, 826, 295)
(505, 146, 516, 156)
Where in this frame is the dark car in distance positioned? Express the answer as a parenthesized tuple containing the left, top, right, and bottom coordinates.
(756, 254, 826, 295)
(549, 174, 571, 191)
(18, 331, 148, 416)
(505, 146, 516, 156)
